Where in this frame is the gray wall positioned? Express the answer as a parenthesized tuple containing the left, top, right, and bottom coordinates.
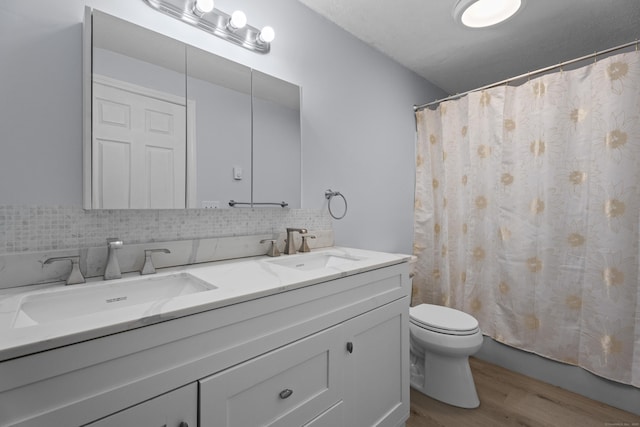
(188, 76, 253, 207)
(253, 96, 301, 207)
(94, 48, 185, 98)
(0, 0, 443, 254)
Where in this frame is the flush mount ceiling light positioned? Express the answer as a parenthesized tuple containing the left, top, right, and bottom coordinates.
(453, 0, 524, 28)
(142, 0, 275, 53)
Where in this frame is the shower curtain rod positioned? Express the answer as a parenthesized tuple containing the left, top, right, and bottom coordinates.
(414, 39, 638, 112)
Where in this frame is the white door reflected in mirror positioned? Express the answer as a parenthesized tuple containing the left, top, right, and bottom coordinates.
(92, 80, 187, 208)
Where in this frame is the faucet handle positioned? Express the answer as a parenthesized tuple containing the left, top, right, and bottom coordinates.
(286, 227, 308, 234)
(298, 234, 316, 253)
(260, 239, 280, 257)
(141, 248, 171, 275)
(44, 256, 85, 285)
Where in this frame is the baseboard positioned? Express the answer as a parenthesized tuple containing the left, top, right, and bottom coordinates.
(474, 336, 640, 416)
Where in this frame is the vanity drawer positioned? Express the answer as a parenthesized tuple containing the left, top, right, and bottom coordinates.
(84, 383, 197, 427)
(199, 325, 342, 427)
(303, 401, 343, 427)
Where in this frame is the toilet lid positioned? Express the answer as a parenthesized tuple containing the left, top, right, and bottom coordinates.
(410, 304, 479, 335)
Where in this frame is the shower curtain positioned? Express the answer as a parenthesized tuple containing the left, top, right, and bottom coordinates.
(413, 50, 640, 387)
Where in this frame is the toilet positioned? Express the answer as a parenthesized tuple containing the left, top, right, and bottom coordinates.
(409, 303, 483, 408)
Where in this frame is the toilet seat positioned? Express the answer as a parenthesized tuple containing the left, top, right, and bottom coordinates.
(410, 304, 479, 336)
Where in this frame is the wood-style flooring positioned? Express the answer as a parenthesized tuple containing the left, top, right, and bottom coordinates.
(407, 357, 639, 427)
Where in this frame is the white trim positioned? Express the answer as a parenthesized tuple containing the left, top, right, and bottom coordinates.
(186, 99, 197, 208)
(82, 7, 93, 210)
(92, 74, 186, 106)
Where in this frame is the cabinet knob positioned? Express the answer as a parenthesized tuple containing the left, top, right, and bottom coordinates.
(346, 341, 354, 353)
(178, 423, 189, 427)
(279, 388, 294, 399)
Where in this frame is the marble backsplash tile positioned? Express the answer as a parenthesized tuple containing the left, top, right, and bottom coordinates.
(0, 205, 332, 255)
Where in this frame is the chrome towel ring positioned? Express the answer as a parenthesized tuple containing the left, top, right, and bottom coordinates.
(325, 189, 348, 220)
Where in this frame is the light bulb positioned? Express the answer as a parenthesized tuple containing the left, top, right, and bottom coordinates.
(193, 0, 214, 16)
(228, 10, 247, 30)
(257, 26, 275, 44)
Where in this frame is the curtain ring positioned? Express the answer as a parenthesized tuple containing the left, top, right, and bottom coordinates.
(325, 189, 348, 220)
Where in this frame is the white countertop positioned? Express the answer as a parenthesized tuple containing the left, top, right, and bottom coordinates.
(0, 247, 410, 362)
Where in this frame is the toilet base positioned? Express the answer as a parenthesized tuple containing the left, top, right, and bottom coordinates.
(410, 351, 480, 409)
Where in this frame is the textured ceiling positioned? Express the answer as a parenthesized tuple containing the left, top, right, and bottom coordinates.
(297, 0, 640, 95)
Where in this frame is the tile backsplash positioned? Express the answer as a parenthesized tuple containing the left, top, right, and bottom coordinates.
(0, 205, 332, 255)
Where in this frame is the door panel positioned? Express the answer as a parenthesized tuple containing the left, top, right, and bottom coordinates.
(95, 138, 131, 208)
(343, 299, 409, 427)
(93, 82, 186, 208)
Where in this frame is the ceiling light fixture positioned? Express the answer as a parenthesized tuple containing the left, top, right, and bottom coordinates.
(142, 0, 275, 53)
(453, 0, 524, 28)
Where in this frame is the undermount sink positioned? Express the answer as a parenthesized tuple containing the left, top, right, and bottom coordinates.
(12, 273, 216, 328)
(266, 253, 360, 271)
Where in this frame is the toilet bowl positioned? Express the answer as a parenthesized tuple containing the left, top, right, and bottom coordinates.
(409, 303, 483, 408)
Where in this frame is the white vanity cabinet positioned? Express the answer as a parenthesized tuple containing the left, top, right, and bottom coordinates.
(199, 298, 408, 427)
(0, 261, 410, 427)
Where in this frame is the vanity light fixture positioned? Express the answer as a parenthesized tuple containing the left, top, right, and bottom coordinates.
(227, 10, 247, 31)
(193, 0, 214, 17)
(142, 0, 275, 53)
(453, 0, 524, 28)
(257, 26, 275, 44)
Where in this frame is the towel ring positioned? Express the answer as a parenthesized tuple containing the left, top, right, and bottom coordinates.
(325, 189, 348, 220)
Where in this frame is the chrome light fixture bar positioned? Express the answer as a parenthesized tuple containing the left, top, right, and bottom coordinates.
(142, 0, 275, 53)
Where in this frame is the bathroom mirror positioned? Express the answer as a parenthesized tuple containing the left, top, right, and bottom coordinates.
(252, 71, 301, 207)
(91, 11, 188, 209)
(186, 46, 252, 209)
(86, 10, 301, 209)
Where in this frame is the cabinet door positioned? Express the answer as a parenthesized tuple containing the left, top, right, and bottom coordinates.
(199, 325, 342, 427)
(85, 383, 197, 427)
(343, 298, 409, 427)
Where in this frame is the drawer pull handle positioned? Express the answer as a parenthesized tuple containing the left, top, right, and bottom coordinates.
(347, 341, 354, 353)
(279, 389, 294, 399)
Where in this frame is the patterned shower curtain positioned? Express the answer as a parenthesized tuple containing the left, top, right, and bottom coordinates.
(413, 50, 640, 387)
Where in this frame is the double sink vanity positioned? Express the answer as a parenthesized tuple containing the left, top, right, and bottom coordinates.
(0, 239, 412, 427)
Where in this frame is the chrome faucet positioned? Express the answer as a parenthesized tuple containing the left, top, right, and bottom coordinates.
(104, 238, 123, 280)
(284, 228, 307, 255)
(43, 256, 85, 285)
